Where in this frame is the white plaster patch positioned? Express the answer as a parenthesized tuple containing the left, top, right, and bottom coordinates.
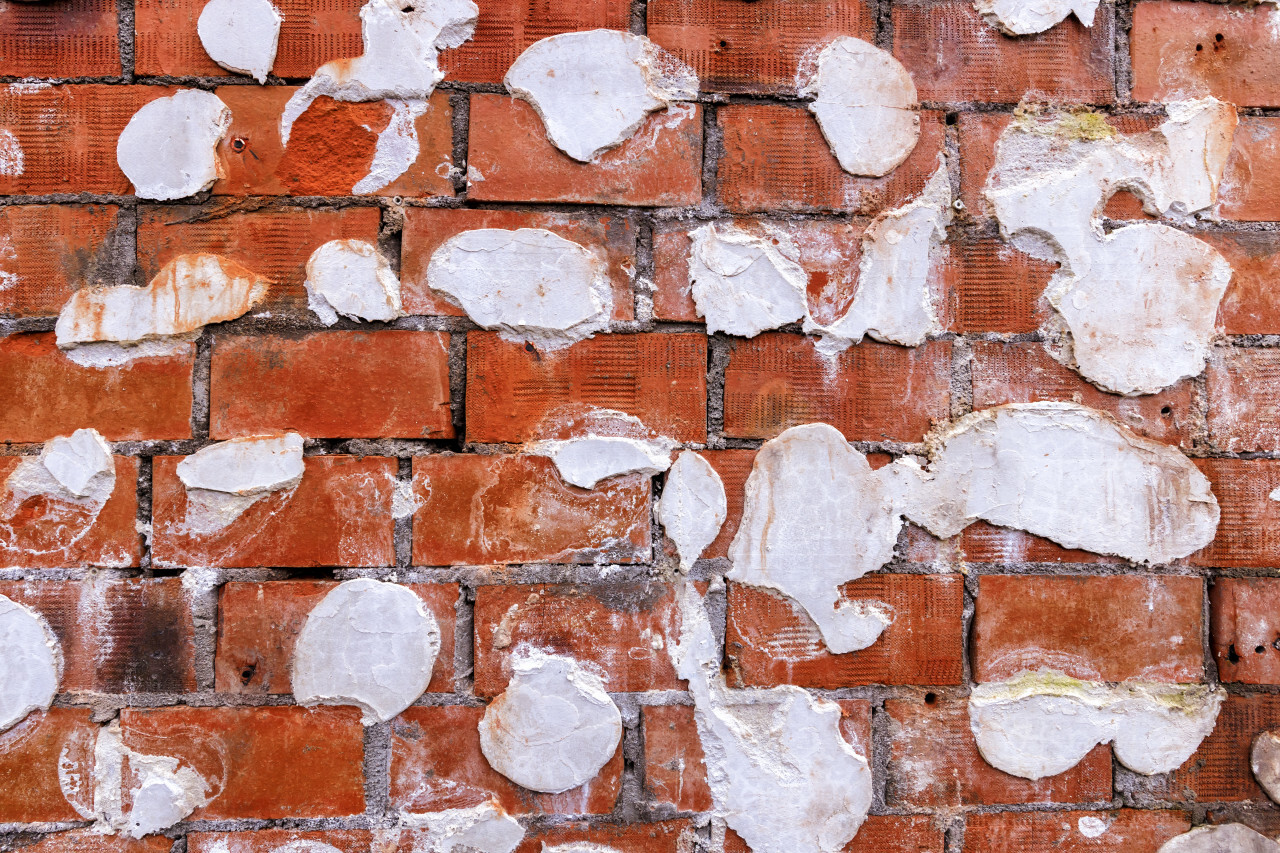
(657, 451, 728, 572)
(798, 37, 919, 177)
(7, 428, 115, 509)
(0, 595, 61, 732)
(398, 800, 526, 853)
(975, 0, 1099, 35)
(1252, 730, 1280, 805)
(292, 578, 441, 724)
(426, 228, 613, 349)
(687, 224, 809, 338)
(1077, 816, 1109, 838)
(117, 90, 231, 200)
(528, 435, 676, 489)
(354, 98, 429, 194)
(176, 433, 304, 533)
(197, 0, 282, 82)
(478, 649, 622, 793)
(1271, 487, 1280, 503)
(542, 846, 623, 853)
(504, 30, 698, 162)
(305, 239, 404, 325)
(1157, 824, 1280, 853)
(0, 128, 23, 176)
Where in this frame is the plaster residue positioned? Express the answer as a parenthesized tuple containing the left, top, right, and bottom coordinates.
(6, 428, 115, 510)
(0, 595, 61, 732)
(196, 0, 281, 83)
(304, 239, 404, 325)
(279, 0, 477, 144)
(398, 800, 525, 853)
(657, 451, 728, 572)
(353, 98, 429, 194)
(543, 846, 624, 853)
(670, 582, 872, 853)
(176, 433, 304, 534)
(687, 224, 809, 338)
(975, 0, 1099, 35)
(797, 37, 920, 177)
(525, 408, 678, 488)
(478, 649, 622, 793)
(504, 30, 698, 162)
(1157, 824, 1280, 853)
(986, 99, 1238, 394)
(426, 228, 613, 349)
(968, 670, 1224, 779)
(1253, 730, 1280, 805)
(292, 578, 441, 724)
(0, 128, 23, 176)
(117, 90, 231, 200)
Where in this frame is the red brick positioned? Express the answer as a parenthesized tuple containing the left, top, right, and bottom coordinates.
(401, 208, 636, 321)
(391, 704, 623, 814)
(1206, 349, 1280, 452)
(1206, 232, 1280, 335)
(0, 708, 97, 822)
(0, 332, 193, 443)
(964, 810, 1191, 853)
(189, 830, 371, 853)
(723, 333, 951, 442)
(944, 237, 1058, 334)
(136, 206, 381, 316)
(216, 581, 457, 694)
(1191, 459, 1280, 568)
(892, 0, 1115, 104)
(972, 575, 1204, 683)
(152, 455, 396, 568)
(466, 95, 702, 206)
(121, 706, 365, 819)
(473, 583, 678, 696)
(716, 105, 946, 214)
(19, 833, 170, 853)
(971, 342, 1196, 447)
(210, 331, 453, 439)
(646, 0, 875, 94)
(726, 816, 944, 853)
(1131, 1, 1280, 107)
(1219, 118, 1280, 221)
(518, 820, 694, 853)
(0, 578, 194, 692)
(958, 522, 1124, 565)
(885, 696, 1112, 807)
(1148, 694, 1280, 802)
(0, 0, 119, 77)
(1212, 578, 1280, 685)
(465, 332, 707, 444)
(213, 87, 454, 198)
(0, 204, 121, 317)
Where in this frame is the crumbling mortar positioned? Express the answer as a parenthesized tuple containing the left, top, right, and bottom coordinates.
(1114, 0, 1136, 104)
(698, 103, 725, 219)
(137, 455, 153, 571)
(447, 330, 468, 447)
(613, 692, 649, 822)
(950, 339, 975, 421)
(629, 0, 648, 34)
(869, 700, 893, 812)
(634, 214, 657, 325)
(944, 815, 965, 853)
(191, 332, 213, 442)
(455, 583, 476, 694)
(117, 0, 135, 81)
(394, 457, 413, 569)
(363, 720, 393, 817)
(705, 335, 732, 449)
(449, 91, 471, 198)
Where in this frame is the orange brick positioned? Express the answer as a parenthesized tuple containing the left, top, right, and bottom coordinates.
(391, 704, 623, 814)
(0, 708, 97, 822)
(943, 238, 1057, 334)
(1219, 118, 1280, 221)
(1206, 231, 1280, 334)
(725, 577, 964, 689)
(1207, 349, 1280, 452)
(121, 706, 365, 819)
(1191, 459, 1280, 568)
(0, 578, 194, 692)
(0, 204, 121, 317)
(963, 810, 1191, 853)
(970, 342, 1195, 447)
(189, 830, 371, 853)
(215, 581, 457, 694)
(885, 696, 1112, 807)
(646, 0, 874, 93)
(1212, 578, 1280, 686)
(412, 455, 651, 566)
(18, 833, 170, 853)
(0, 0, 119, 77)
(0, 332, 193, 443)
(151, 455, 396, 568)
(466, 95, 702, 206)
(518, 820, 694, 853)
(473, 583, 678, 696)
(723, 333, 951, 442)
(209, 331, 453, 440)
(726, 816, 944, 853)
(692, 449, 755, 560)
(892, 0, 1115, 104)
(401, 208, 637, 321)
(958, 522, 1123, 565)
(972, 575, 1204, 683)
(1148, 694, 1280, 802)
(716, 105, 946, 214)
(465, 332, 708, 444)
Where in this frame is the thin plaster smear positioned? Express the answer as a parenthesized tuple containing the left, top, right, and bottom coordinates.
(1252, 730, 1280, 804)
(117, 90, 231, 200)
(305, 239, 404, 325)
(504, 30, 698, 162)
(0, 594, 61, 732)
(292, 578, 441, 724)
(0, 128, 23, 177)
(397, 800, 525, 853)
(197, 0, 281, 83)
(687, 224, 809, 338)
(354, 98, 430, 194)
(975, 0, 1099, 35)
(176, 433, 304, 534)
(657, 451, 728, 572)
(1157, 824, 1280, 853)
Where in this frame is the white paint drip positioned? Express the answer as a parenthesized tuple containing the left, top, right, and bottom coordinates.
(1158, 824, 1280, 853)
(6, 428, 115, 510)
(0, 595, 61, 732)
(197, 0, 282, 83)
(354, 98, 429, 194)
(304, 239, 404, 325)
(657, 451, 728, 572)
(687, 224, 809, 338)
(975, 0, 1099, 35)
(117, 90, 231, 200)
(398, 800, 526, 853)
(0, 128, 23, 177)
(1252, 730, 1280, 805)
(176, 433, 304, 534)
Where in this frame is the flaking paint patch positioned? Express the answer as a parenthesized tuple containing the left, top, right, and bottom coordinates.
(292, 578, 441, 723)
(305, 239, 404, 325)
(505, 30, 698, 162)
(1157, 824, 1280, 853)
(397, 800, 526, 853)
(1252, 730, 1280, 804)
(974, 0, 1099, 35)
(197, 0, 282, 83)
(657, 451, 728, 572)
(687, 224, 809, 338)
(0, 594, 61, 732)
(0, 128, 23, 176)
(176, 433, 305, 534)
(117, 90, 231, 201)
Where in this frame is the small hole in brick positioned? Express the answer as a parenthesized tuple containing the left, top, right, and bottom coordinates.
(719, 39, 729, 48)
(240, 663, 256, 685)
(1258, 646, 1267, 654)
(1273, 638, 1280, 651)
(1161, 405, 1172, 416)
(1196, 44, 1203, 51)
(1216, 33, 1224, 41)
(946, 112, 958, 126)
(1228, 644, 1241, 663)
(924, 692, 937, 704)
(231, 137, 247, 153)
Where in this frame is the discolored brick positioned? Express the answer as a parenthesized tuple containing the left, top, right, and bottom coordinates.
(1147, 694, 1280, 802)
(1219, 118, 1280, 221)
(0, 708, 98, 822)
(18, 833, 171, 853)
(1212, 578, 1280, 685)
(1206, 231, 1280, 335)
(1191, 459, 1280, 568)
(0, 0, 119, 77)
(1207, 349, 1280, 452)
(0, 205, 122, 317)
(963, 810, 1191, 853)
(943, 237, 1057, 334)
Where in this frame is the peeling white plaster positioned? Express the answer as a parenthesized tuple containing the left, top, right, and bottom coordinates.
(398, 800, 525, 853)
(986, 100, 1238, 394)
(292, 578, 441, 724)
(797, 37, 919, 177)
(969, 671, 1224, 779)
(1253, 730, 1280, 805)
(504, 30, 698, 162)
(0, 595, 61, 732)
(528, 435, 676, 489)
(279, 0, 478, 144)
(687, 224, 808, 338)
(975, 0, 1099, 35)
(176, 433, 304, 534)
(7, 428, 115, 510)
(426, 228, 613, 349)
(304, 239, 404, 325)
(1157, 824, 1280, 853)
(0, 129, 23, 176)
(1077, 816, 1109, 838)
(657, 451, 728, 572)
(354, 98, 429, 194)
(117, 90, 231, 200)
(478, 649, 622, 793)
(197, 0, 281, 83)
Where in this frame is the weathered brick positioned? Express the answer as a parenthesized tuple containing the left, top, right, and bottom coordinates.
(1206, 349, 1280, 452)
(972, 575, 1204, 683)
(189, 830, 371, 853)
(0, 0, 119, 78)
(1206, 232, 1280, 334)
(1191, 459, 1280, 568)
(215, 581, 457, 694)
(152, 455, 396, 568)
(958, 522, 1124, 565)
(1212, 578, 1280, 685)
(723, 333, 951, 442)
(210, 331, 453, 439)
(473, 583, 678, 696)
(465, 332, 708, 444)
(0, 708, 97, 822)
(0, 332, 193, 443)
(726, 816, 944, 853)
(19, 833, 170, 853)
(646, 0, 875, 93)
(467, 95, 702, 206)
(886, 696, 1112, 807)
(0, 204, 122, 317)
(391, 704, 623, 814)
(716, 105, 946, 214)
(1148, 694, 1280, 802)
(963, 810, 1191, 853)
(518, 821, 694, 853)
(1219, 118, 1280, 221)
(943, 237, 1057, 334)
